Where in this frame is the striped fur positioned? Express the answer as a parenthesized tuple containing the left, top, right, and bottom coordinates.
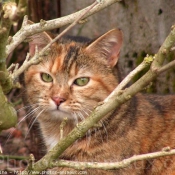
(24, 29, 175, 175)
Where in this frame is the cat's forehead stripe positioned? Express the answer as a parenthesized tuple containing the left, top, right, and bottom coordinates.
(63, 45, 79, 72)
(51, 54, 64, 74)
(50, 44, 80, 75)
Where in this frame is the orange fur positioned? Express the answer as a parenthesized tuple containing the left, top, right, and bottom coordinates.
(23, 29, 175, 174)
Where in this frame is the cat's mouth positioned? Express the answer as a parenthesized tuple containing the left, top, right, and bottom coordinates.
(49, 99, 68, 112)
(48, 99, 80, 120)
(51, 105, 67, 113)
(48, 102, 73, 120)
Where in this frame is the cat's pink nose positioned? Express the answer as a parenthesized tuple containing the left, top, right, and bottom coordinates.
(52, 97, 66, 106)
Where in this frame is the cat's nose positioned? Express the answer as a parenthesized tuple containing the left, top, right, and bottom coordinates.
(52, 96, 66, 106)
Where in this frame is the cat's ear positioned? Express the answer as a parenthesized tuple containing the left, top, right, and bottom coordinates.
(86, 29, 123, 67)
(27, 20, 52, 56)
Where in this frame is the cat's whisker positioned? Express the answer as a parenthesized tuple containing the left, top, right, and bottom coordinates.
(17, 106, 40, 126)
(5, 106, 41, 146)
(85, 108, 93, 114)
(81, 105, 108, 143)
(83, 106, 108, 144)
(77, 110, 93, 147)
(16, 103, 39, 112)
(81, 107, 91, 117)
(94, 127, 98, 138)
(75, 106, 106, 147)
(77, 111, 85, 122)
(98, 128, 104, 144)
(81, 109, 90, 117)
(73, 112, 79, 126)
(72, 112, 80, 145)
(25, 108, 46, 139)
(95, 120, 109, 144)
(4, 128, 16, 147)
(81, 106, 94, 117)
(86, 129, 92, 148)
(100, 121, 108, 141)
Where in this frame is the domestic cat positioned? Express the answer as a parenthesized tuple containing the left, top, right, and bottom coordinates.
(23, 28, 175, 175)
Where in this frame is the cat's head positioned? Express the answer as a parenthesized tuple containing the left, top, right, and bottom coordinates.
(24, 29, 123, 122)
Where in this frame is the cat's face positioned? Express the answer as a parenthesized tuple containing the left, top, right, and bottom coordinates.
(24, 29, 123, 122)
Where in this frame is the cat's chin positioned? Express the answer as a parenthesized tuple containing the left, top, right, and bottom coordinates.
(49, 109, 74, 121)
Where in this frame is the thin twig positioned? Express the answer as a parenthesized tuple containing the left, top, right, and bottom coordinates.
(0, 154, 28, 160)
(50, 147, 175, 170)
(28, 154, 35, 171)
(156, 59, 175, 74)
(60, 117, 68, 140)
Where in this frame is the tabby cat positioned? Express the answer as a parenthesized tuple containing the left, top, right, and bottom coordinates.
(23, 28, 175, 175)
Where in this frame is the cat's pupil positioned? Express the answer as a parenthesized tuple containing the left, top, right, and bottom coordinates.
(41, 73, 53, 82)
(74, 77, 89, 86)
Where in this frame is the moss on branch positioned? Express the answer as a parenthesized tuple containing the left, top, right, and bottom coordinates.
(0, 0, 27, 131)
(0, 85, 17, 131)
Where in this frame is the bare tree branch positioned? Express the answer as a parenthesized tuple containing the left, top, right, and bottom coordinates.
(9, 52, 40, 82)
(156, 59, 175, 74)
(6, 0, 121, 56)
(50, 147, 175, 171)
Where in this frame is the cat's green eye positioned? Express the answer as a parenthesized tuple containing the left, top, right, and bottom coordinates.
(74, 77, 89, 86)
(41, 73, 53, 82)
